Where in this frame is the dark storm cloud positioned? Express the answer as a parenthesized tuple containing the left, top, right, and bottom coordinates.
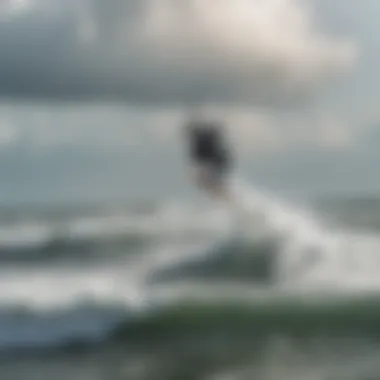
(0, 0, 356, 106)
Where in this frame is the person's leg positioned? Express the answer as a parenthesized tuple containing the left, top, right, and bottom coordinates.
(194, 163, 232, 203)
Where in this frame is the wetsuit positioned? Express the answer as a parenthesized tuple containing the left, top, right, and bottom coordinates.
(185, 121, 232, 179)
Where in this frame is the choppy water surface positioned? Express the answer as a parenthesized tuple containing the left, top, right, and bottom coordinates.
(1, 180, 380, 379)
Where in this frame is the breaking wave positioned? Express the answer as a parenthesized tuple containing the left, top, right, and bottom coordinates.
(1, 179, 380, 352)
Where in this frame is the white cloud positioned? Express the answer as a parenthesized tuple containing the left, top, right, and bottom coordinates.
(0, 118, 19, 147)
(80, 0, 357, 105)
(0, 0, 34, 19)
(315, 117, 353, 150)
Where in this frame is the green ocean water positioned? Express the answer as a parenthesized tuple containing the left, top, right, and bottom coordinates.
(1, 194, 380, 380)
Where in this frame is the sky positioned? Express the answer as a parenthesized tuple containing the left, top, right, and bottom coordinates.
(0, 0, 379, 202)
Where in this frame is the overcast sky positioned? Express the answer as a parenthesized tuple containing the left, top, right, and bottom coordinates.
(0, 0, 379, 201)
(0, 0, 356, 104)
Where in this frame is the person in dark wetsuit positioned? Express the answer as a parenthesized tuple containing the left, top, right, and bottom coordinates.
(185, 118, 233, 200)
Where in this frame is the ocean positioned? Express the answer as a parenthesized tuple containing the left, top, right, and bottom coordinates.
(1, 178, 380, 380)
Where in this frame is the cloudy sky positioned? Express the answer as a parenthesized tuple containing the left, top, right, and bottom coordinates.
(0, 0, 378, 201)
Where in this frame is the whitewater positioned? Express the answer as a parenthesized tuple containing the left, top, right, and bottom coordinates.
(1, 176, 380, 353)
